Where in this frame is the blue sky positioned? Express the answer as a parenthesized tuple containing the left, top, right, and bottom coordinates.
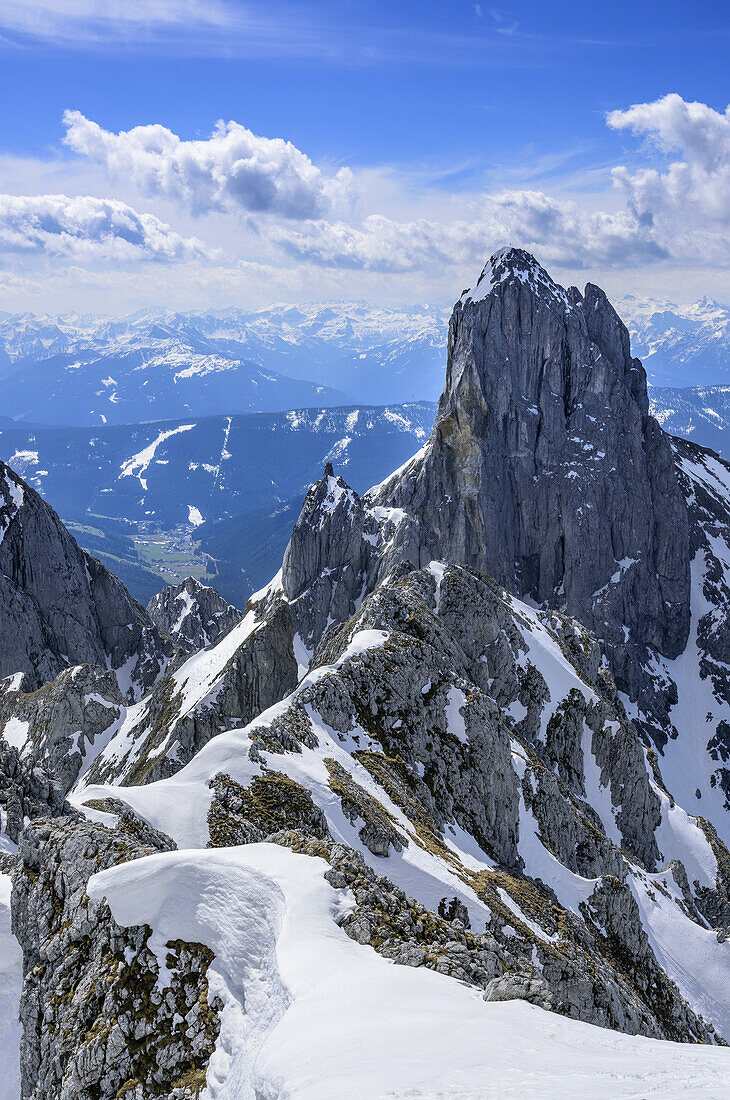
(0, 0, 729, 313)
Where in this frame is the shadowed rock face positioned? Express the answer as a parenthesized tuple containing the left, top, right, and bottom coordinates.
(372, 249, 691, 699)
(0, 460, 170, 700)
(147, 576, 243, 653)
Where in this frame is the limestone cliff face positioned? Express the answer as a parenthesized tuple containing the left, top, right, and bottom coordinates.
(374, 249, 691, 698)
(0, 461, 170, 700)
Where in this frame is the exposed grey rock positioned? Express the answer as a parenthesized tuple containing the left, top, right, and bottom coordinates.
(0, 736, 69, 844)
(372, 249, 691, 703)
(207, 770, 329, 846)
(278, 249, 692, 721)
(147, 576, 243, 652)
(312, 562, 662, 874)
(0, 665, 124, 795)
(11, 815, 221, 1100)
(0, 460, 171, 701)
(83, 599, 299, 787)
(484, 972, 554, 1011)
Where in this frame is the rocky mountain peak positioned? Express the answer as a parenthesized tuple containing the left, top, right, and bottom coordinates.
(282, 463, 364, 604)
(275, 253, 692, 706)
(460, 246, 570, 311)
(369, 251, 693, 703)
(146, 576, 243, 652)
(0, 458, 171, 700)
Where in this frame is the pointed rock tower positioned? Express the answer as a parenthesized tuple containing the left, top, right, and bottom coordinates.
(369, 248, 691, 696)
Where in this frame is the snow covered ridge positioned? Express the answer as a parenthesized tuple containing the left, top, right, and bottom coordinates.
(649, 383, 730, 458)
(85, 844, 730, 1100)
(620, 292, 730, 388)
(0, 302, 448, 364)
(0, 301, 449, 423)
(146, 576, 243, 653)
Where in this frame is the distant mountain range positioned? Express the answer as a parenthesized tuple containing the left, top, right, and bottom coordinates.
(4, 293, 730, 603)
(0, 303, 447, 425)
(0, 402, 435, 605)
(3, 295, 730, 429)
(649, 385, 730, 457)
(621, 294, 730, 387)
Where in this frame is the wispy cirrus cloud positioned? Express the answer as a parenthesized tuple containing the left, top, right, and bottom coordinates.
(63, 111, 358, 220)
(0, 0, 232, 47)
(0, 0, 617, 64)
(0, 193, 212, 260)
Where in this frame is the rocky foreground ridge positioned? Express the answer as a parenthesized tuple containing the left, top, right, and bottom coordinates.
(2, 250, 730, 1096)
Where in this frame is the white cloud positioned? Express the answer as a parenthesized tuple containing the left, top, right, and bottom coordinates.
(5, 93, 730, 313)
(63, 111, 358, 220)
(0, 193, 212, 260)
(272, 192, 661, 274)
(269, 94, 730, 276)
(607, 94, 730, 262)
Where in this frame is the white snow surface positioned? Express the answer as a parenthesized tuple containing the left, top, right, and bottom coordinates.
(0, 875, 21, 1100)
(87, 843, 730, 1100)
(0, 717, 30, 752)
(119, 424, 195, 491)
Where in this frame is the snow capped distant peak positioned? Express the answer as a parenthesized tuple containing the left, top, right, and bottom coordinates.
(460, 247, 569, 308)
(619, 293, 730, 387)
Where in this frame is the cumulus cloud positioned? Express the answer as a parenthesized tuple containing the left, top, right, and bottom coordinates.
(0, 193, 212, 260)
(607, 94, 730, 261)
(270, 94, 730, 275)
(272, 192, 661, 274)
(7, 93, 730, 312)
(63, 111, 358, 220)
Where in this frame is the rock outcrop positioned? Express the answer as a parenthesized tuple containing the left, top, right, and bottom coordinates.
(372, 249, 691, 701)
(278, 249, 695, 720)
(0, 666, 125, 795)
(0, 461, 171, 700)
(0, 737, 69, 849)
(11, 813, 221, 1100)
(80, 600, 299, 787)
(147, 577, 243, 653)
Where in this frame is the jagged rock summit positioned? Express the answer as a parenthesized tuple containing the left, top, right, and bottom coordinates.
(274, 248, 730, 829)
(374, 247, 691, 697)
(0, 461, 170, 700)
(147, 576, 243, 652)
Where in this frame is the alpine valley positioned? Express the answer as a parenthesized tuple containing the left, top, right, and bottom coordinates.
(5, 249, 730, 1098)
